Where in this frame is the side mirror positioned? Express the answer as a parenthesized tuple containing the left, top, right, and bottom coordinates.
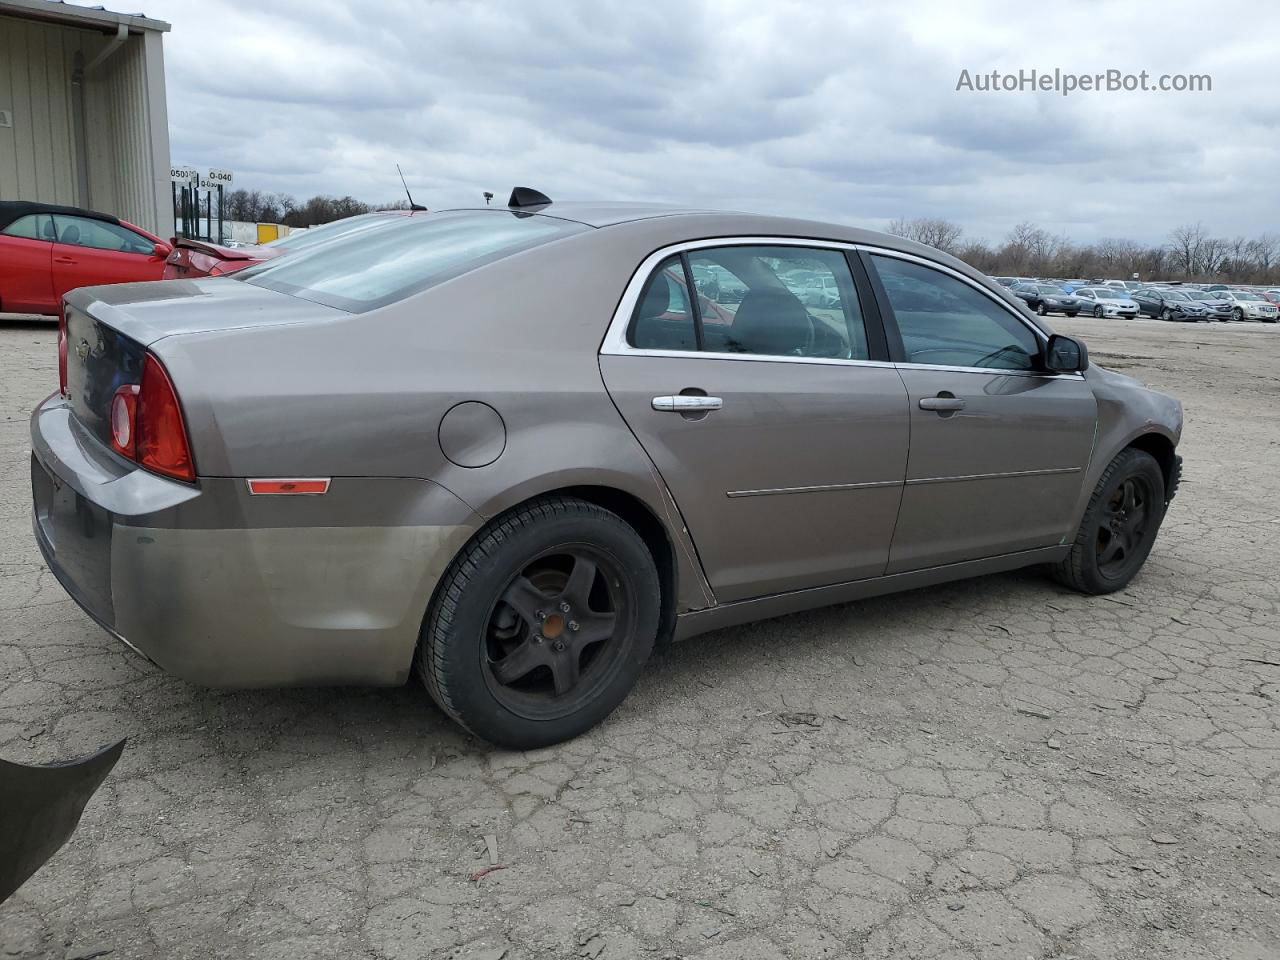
(153, 241, 172, 259)
(1044, 334, 1088, 373)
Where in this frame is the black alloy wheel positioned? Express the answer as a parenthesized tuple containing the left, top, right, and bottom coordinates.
(482, 546, 633, 719)
(1094, 475, 1153, 579)
(418, 496, 660, 748)
(1051, 448, 1166, 594)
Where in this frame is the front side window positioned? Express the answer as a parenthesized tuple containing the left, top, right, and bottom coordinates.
(628, 245, 869, 360)
(52, 216, 154, 254)
(240, 210, 589, 312)
(870, 255, 1041, 371)
(2, 213, 54, 240)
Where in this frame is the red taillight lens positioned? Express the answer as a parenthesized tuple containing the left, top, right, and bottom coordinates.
(57, 306, 68, 396)
(135, 354, 195, 483)
(110, 384, 139, 459)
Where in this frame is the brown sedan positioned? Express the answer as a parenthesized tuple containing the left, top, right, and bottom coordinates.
(31, 189, 1183, 748)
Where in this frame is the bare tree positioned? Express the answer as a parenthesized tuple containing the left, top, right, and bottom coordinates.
(1167, 223, 1210, 276)
(887, 217, 963, 253)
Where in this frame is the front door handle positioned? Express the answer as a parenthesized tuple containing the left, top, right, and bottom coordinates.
(652, 395, 723, 413)
(54, 257, 77, 265)
(919, 395, 966, 412)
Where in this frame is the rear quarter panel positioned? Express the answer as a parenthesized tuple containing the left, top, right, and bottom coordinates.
(153, 229, 724, 613)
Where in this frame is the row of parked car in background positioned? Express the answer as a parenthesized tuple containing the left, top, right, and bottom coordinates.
(992, 275, 1280, 323)
(4, 198, 1279, 327)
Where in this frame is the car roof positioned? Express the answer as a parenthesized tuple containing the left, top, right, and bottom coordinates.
(440, 201, 986, 268)
(0, 200, 121, 232)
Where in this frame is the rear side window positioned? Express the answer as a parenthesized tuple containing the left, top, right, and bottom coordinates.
(239, 211, 589, 312)
(2, 213, 54, 240)
(628, 255, 697, 351)
(627, 245, 870, 361)
(870, 255, 1040, 371)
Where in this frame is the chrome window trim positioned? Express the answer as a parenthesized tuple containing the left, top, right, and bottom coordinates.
(600, 236, 1084, 381)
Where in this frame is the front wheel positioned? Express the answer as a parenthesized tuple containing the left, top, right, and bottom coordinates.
(1160, 308, 1173, 321)
(1051, 448, 1167, 595)
(1036, 303, 1048, 316)
(1232, 308, 1244, 321)
(1093, 305, 1104, 318)
(418, 496, 661, 748)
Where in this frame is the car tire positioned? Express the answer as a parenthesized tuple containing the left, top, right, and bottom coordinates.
(1232, 308, 1243, 321)
(1093, 306, 1104, 318)
(1066, 311, 1078, 318)
(1160, 308, 1173, 321)
(417, 495, 660, 749)
(1036, 303, 1048, 316)
(1050, 448, 1166, 596)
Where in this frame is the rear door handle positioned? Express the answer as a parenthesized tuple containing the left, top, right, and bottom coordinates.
(919, 396, 966, 412)
(652, 395, 723, 412)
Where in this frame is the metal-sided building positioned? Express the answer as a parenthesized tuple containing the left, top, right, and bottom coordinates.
(0, 0, 172, 236)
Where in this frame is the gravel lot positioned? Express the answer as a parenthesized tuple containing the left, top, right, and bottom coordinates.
(1, 314, 1278, 960)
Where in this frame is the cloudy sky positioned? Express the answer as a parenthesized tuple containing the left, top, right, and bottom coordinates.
(115, 0, 1280, 243)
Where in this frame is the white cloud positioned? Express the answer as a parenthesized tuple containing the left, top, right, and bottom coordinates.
(112, 0, 1280, 243)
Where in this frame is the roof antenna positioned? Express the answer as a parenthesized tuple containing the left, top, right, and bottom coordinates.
(396, 164, 428, 211)
(483, 191, 494, 206)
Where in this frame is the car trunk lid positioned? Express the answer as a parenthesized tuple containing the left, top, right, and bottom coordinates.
(61, 279, 348, 452)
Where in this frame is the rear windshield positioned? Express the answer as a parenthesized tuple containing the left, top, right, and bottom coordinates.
(263, 213, 397, 250)
(239, 210, 589, 312)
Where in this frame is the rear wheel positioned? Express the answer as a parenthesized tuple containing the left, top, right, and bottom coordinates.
(1051, 448, 1166, 595)
(418, 496, 660, 748)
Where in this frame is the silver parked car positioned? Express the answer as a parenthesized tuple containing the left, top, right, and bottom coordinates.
(31, 191, 1184, 748)
(1182, 289, 1234, 321)
(1213, 289, 1279, 322)
(1072, 286, 1139, 318)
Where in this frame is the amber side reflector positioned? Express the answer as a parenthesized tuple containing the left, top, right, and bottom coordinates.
(246, 479, 330, 496)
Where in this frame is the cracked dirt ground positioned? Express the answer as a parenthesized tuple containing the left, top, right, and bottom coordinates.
(1, 315, 1277, 960)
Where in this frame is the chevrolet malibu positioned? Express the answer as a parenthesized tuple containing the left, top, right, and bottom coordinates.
(31, 191, 1184, 748)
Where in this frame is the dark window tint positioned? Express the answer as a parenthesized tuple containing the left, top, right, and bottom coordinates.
(52, 216, 153, 254)
(871, 255, 1041, 371)
(239, 210, 589, 312)
(628, 255, 697, 351)
(688, 246, 869, 360)
(2, 213, 54, 240)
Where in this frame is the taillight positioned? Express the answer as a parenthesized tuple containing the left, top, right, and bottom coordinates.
(110, 385, 139, 459)
(57, 305, 68, 396)
(135, 353, 196, 483)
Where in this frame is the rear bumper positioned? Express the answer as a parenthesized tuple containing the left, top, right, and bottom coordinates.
(31, 393, 480, 687)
